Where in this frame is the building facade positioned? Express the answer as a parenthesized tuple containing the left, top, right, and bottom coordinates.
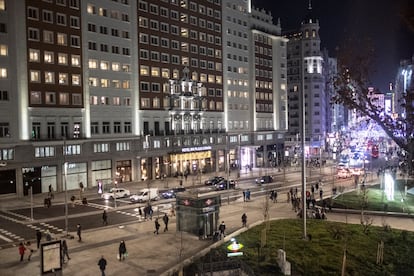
(0, 0, 287, 197)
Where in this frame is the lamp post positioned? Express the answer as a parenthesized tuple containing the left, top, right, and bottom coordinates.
(64, 161, 69, 237)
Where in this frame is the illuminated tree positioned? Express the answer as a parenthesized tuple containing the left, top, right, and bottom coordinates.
(331, 36, 414, 174)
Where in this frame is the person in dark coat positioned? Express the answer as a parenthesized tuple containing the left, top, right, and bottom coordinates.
(76, 224, 82, 241)
(118, 240, 127, 261)
(18, 242, 26, 262)
(36, 230, 42, 249)
(154, 218, 160, 235)
(219, 221, 226, 238)
(102, 210, 108, 225)
(98, 255, 107, 276)
(241, 213, 247, 227)
(162, 213, 169, 232)
(61, 240, 70, 263)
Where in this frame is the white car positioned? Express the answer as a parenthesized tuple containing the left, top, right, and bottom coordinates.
(101, 188, 130, 200)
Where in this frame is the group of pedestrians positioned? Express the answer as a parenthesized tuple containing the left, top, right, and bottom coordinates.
(153, 213, 169, 234)
(18, 241, 33, 262)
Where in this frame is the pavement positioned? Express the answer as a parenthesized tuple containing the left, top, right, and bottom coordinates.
(1, 166, 414, 276)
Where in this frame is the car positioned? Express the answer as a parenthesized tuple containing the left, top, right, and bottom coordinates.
(160, 187, 186, 199)
(256, 175, 273, 184)
(214, 179, 237, 190)
(101, 188, 130, 200)
(204, 176, 224, 186)
(130, 188, 159, 203)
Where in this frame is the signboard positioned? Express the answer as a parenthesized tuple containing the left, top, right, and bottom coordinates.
(227, 238, 244, 257)
(41, 240, 62, 275)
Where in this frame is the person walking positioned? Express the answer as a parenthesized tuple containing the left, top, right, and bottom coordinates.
(76, 224, 82, 241)
(102, 210, 108, 225)
(154, 218, 160, 235)
(18, 242, 25, 262)
(319, 188, 323, 200)
(241, 213, 247, 227)
(61, 240, 70, 263)
(118, 240, 127, 261)
(219, 221, 226, 239)
(98, 255, 107, 276)
(36, 229, 42, 249)
(25, 241, 33, 261)
(162, 213, 169, 232)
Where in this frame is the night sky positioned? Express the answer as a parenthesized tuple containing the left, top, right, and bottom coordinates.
(252, 0, 414, 92)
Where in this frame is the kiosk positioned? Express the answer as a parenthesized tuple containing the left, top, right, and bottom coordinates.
(176, 192, 221, 238)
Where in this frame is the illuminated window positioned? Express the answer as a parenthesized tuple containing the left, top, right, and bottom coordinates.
(57, 33, 67, 46)
(0, 44, 7, 56)
(0, 0, 6, 10)
(122, 80, 130, 89)
(59, 73, 68, 85)
(71, 55, 80, 67)
(88, 59, 98, 69)
(29, 49, 40, 62)
(87, 4, 96, 14)
(58, 53, 68, 65)
(100, 61, 109, 70)
(161, 68, 170, 78)
(112, 62, 120, 71)
(72, 74, 81, 86)
(0, 68, 7, 78)
(30, 70, 40, 82)
(44, 51, 54, 63)
(151, 67, 160, 77)
(112, 80, 120, 88)
(45, 72, 55, 83)
(100, 78, 109, 88)
(89, 77, 98, 86)
(140, 65, 149, 76)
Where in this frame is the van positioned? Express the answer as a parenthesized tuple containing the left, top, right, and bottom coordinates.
(130, 188, 159, 203)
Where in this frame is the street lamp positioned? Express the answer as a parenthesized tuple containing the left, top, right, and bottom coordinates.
(64, 161, 69, 237)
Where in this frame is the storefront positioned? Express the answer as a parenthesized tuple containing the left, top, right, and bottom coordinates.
(0, 169, 16, 195)
(170, 146, 214, 176)
(22, 166, 57, 196)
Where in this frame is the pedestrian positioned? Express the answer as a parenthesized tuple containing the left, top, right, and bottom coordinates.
(61, 240, 70, 263)
(36, 229, 42, 249)
(219, 221, 226, 239)
(138, 207, 142, 217)
(48, 184, 54, 199)
(242, 190, 246, 202)
(76, 224, 82, 241)
(118, 240, 127, 261)
(98, 255, 107, 276)
(319, 188, 323, 200)
(162, 213, 169, 232)
(45, 229, 52, 241)
(273, 190, 278, 203)
(241, 213, 247, 227)
(102, 210, 108, 225)
(154, 218, 160, 235)
(18, 242, 25, 262)
(25, 241, 33, 261)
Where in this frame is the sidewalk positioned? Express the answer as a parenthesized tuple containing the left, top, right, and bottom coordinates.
(2, 166, 413, 275)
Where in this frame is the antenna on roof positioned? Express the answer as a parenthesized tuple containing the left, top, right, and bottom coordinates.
(308, 0, 312, 10)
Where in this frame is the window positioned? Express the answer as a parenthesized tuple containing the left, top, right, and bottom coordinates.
(44, 51, 54, 63)
(0, 123, 9, 137)
(116, 142, 130, 151)
(42, 10, 53, 23)
(112, 62, 120, 71)
(63, 144, 81, 155)
(59, 73, 68, 85)
(69, 0, 80, 9)
(30, 70, 40, 82)
(0, 148, 14, 160)
(35, 146, 55, 157)
(45, 72, 55, 83)
(45, 92, 56, 104)
(30, 91, 42, 104)
(28, 28, 39, 41)
(72, 74, 81, 85)
(70, 35, 80, 47)
(58, 53, 68, 65)
(124, 122, 131, 133)
(91, 122, 99, 134)
(59, 92, 69, 104)
(102, 122, 110, 134)
(70, 16, 80, 28)
(87, 4, 96, 14)
(113, 122, 121, 133)
(100, 61, 109, 70)
(29, 49, 40, 62)
(43, 30, 54, 44)
(47, 122, 56, 139)
(94, 143, 109, 153)
(100, 79, 109, 88)
(71, 55, 80, 67)
(0, 90, 8, 101)
(72, 94, 82, 105)
(56, 13, 66, 25)
(0, 44, 7, 56)
(27, 7, 39, 20)
(140, 82, 149, 92)
(32, 122, 40, 139)
(57, 33, 67, 45)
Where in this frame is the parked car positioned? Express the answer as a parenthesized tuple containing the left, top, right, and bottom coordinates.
(204, 176, 224, 186)
(256, 175, 273, 184)
(214, 179, 237, 190)
(101, 188, 130, 200)
(130, 188, 159, 203)
(160, 187, 186, 199)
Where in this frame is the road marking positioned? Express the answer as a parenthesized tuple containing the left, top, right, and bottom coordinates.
(0, 232, 14, 242)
